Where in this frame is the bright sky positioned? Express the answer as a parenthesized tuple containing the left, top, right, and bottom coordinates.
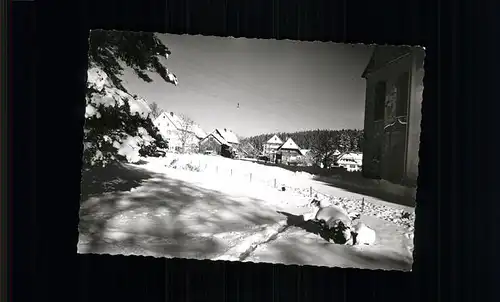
(119, 33, 374, 138)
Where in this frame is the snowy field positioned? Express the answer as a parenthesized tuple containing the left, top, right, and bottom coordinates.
(78, 153, 415, 271)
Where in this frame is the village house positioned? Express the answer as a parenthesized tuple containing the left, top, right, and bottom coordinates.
(262, 135, 284, 163)
(361, 46, 424, 187)
(199, 128, 240, 158)
(154, 111, 207, 153)
(337, 152, 363, 172)
(276, 137, 303, 165)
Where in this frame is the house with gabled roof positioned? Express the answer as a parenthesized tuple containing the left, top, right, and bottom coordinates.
(337, 152, 363, 172)
(215, 128, 240, 146)
(199, 128, 240, 158)
(262, 134, 284, 162)
(154, 111, 207, 153)
(276, 137, 303, 165)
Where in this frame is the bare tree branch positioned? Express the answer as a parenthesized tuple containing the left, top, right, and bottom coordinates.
(176, 114, 196, 153)
(149, 101, 164, 119)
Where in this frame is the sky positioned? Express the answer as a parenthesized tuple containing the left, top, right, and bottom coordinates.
(119, 33, 374, 138)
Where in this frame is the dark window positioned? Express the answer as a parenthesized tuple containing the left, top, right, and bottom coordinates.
(396, 72, 410, 116)
(374, 81, 386, 120)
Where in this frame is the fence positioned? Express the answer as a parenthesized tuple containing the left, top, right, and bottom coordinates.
(169, 157, 414, 229)
(186, 160, 362, 206)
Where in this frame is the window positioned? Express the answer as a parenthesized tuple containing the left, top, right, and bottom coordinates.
(374, 81, 386, 121)
(396, 72, 410, 117)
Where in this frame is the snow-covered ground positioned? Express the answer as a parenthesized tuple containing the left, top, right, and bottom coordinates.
(78, 153, 414, 270)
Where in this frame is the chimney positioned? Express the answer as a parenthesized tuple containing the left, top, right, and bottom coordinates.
(170, 112, 174, 117)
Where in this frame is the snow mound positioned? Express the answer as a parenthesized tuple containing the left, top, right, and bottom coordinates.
(295, 171, 314, 179)
(352, 222, 376, 245)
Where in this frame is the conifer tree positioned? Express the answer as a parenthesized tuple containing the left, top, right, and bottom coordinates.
(83, 30, 177, 167)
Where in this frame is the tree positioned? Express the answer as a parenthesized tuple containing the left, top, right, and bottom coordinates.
(310, 130, 340, 168)
(84, 30, 178, 166)
(88, 30, 178, 92)
(149, 101, 164, 119)
(176, 114, 196, 153)
(241, 128, 365, 167)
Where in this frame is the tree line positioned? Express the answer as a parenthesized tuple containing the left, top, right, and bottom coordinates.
(240, 129, 364, 168)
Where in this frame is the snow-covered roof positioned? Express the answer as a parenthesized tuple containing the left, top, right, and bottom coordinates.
(191, 124, 207, 139)
(266, 135, 283, 145)
(278, 138, 301, 151)
(216, 128, 239, 145)
(201, 131, 229, 146)
(154, 111, 207, 139)
(155, 112, 179, 129)
(338, 152, 363, 161)
(300, 149, 310, 155)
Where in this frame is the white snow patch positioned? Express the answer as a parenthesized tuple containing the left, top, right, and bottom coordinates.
(129, 98, 152, 118)
(353, 222, 377, 245)
(116, 199, 133, 210)
(87, 67, 113, 91)
(213, 222, 287, 261)
(83, 142, 93, 151)
(86, 68, 153, 118)
(295, 171, 314, 179)
(102, 230, 130, 242)
(115, 137, 141, 163)
(85, 104, 101, 118)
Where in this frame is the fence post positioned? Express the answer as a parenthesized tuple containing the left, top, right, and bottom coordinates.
(361, 197, 365, 213)
(250, 173, 252, 182)
(309, 186, 312, 197)
(230, 169, 233, 176)
(274, 178, 277, 188)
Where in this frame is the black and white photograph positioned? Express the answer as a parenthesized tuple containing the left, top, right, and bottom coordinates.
(78, 30, 424, 271)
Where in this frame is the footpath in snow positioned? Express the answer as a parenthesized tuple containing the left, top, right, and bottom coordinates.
(78, 154, 414, 270)
(78, 157, 311, 260)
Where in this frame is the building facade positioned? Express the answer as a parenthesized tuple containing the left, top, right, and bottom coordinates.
(361, 46, 424, 187)
(199, 133, 226, 155)
(154, 111, 206, 153)
(337, 153, 363, 172)
(262, 135, 284, 163)
(199, 128, 240, 158)
(276, 137, 303, 165)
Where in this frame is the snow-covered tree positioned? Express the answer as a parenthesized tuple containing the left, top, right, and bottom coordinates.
(88, 30, 178, 91)
(83, 30, 177, 167)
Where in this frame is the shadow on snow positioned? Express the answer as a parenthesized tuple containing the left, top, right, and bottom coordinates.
(312, 175, 416, 208)
(78, 162, 281, 259)
(244, 160, 415, 208)
(267, 211, 412, 271)
(277, 211, 333, 242)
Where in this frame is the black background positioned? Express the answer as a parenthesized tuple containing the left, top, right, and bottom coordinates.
(10, 0, 500, 301)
